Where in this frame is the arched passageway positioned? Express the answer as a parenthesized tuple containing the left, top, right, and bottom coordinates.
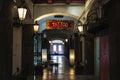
(33, 13, 84, 75)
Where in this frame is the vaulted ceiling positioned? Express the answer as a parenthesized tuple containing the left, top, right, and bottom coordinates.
(31, 0, 86, 4)
(29, 0, 86, 40)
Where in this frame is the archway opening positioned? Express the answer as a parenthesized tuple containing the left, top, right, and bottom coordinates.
(33, 13, 82, 75)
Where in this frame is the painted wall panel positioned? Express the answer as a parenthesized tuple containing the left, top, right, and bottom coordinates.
(100, 35, 109, 80)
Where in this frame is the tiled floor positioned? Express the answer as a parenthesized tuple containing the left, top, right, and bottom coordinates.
(27, 55, 99, 80)
(27, 74, 98, 80)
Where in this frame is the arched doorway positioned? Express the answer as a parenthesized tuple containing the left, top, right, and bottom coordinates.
(33, 12, 83, 75)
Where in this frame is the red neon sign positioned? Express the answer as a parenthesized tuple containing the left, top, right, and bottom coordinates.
(46, 20, 74, 30)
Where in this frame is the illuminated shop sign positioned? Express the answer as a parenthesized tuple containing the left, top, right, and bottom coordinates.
(46, 20, 74, 30)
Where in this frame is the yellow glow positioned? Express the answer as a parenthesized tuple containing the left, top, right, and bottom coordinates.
(70, 75, 75, 80)
(78, 25, 83, 32)
(42, 73, 47, 79)
(49, 41, 52, 43)
(18, 8, 27, 20)
(34, 25, 39, 32)
(65, 39, 68, 42)
(69, 67, 75, 80)
(69, 49, 75, 65)
(42, 49, 47, 62)
(42, 54, 47, 62)
(69, 67, 74, 75)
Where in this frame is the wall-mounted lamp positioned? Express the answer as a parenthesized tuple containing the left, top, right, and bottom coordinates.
(33, 21, 39, 33)
(65, 39, 68, 42)
(78, 25, 83, 32)
(78, 23, 84, 33)
(17, 0, 27, 20)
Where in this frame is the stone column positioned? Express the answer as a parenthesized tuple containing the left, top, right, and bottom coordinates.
(108, 0, 120, 80)
(13, 27, 22, 74)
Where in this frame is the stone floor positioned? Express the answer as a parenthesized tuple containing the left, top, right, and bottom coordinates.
(27, 73, 99, 80)
(27, 55, 99, 80)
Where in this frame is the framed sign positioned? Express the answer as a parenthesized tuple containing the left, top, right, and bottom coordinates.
(46, 20, 74, 30)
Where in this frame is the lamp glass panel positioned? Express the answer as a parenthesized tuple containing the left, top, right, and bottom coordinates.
(78, 26, 83, 32)
(18, 8, 27, 20)
(34, 25, 39, 32)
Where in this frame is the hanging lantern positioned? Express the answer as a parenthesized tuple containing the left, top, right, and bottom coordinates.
(18, 7, 27, 20)
(78, 22, 83, 33)
(34, 21, 39, 33)
(78, 25, 83, 32)
(17, 0, 27, 20)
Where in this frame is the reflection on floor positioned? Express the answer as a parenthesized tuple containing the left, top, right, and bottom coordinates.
(50, 55, 70, 74)
(28, 55, 98, 80)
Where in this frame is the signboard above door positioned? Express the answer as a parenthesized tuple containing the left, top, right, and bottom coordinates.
(46, 20, 74, 30)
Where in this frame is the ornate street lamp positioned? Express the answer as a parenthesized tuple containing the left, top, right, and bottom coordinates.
(17, 0, 27, 20)
(78, 25, 83, 32)
(34, 21, 39, 33)
(78, 23, 84, 33)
